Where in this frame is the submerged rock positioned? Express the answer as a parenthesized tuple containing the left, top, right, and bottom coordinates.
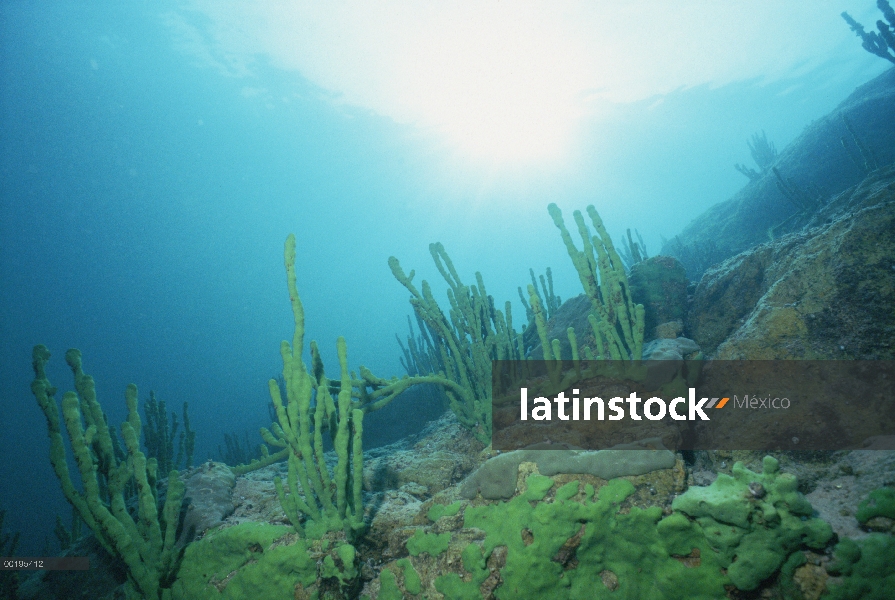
(629, 256, 689, 335)
(663, 68, 895, 278)
(688, 164, 895, 359)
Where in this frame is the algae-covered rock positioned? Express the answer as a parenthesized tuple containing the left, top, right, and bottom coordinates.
(460, 444, 677, 500)
(449, 476, 730, 599)
(170, 522, 359, 599)
(405, 529, 451, 557)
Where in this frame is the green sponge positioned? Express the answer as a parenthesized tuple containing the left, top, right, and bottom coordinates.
(671, 456, 832, 591)
(856, 487, 895, 524)
(825, 534, 895, 599)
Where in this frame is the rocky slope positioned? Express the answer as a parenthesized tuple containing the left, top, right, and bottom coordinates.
(663, 67, 895, 280)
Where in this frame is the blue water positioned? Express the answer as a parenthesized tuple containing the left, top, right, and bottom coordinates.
(0, 0, 888, 558)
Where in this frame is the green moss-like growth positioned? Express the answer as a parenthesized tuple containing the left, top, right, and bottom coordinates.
(856, 487, 895, 524)
(433, 543, 489, 600)
(377, 568, 402, 600)
(427, 501, 462, 522)
(406, 529, 451, 557)
(320, 542, 358, 588)
(825, 534, 895, 599)
(172, 523, 303, 598)
(441, 476, 729, 599)
(442, 462, 835, 598)
(170, 522, 358, 599)
(396, 558, 421, 595)
(433, 575, 481, 599)
(671, 456, 832, 591)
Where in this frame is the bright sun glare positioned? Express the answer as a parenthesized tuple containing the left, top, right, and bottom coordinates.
(179, 2, 859, 167)
(184, 1, 590, 166)
(419, 63, 582, 165)
(401, 13, 587, 166)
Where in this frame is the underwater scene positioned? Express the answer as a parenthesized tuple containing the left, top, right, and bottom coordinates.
(2, 2, 895, 599)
